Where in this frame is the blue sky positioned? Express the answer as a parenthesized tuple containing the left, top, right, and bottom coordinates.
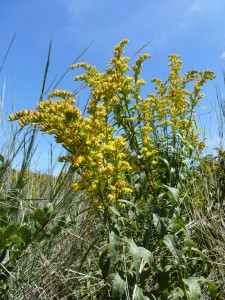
(1, 0, 225, 171)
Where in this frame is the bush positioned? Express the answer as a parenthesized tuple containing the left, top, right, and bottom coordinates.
(3, 39, 223, 299)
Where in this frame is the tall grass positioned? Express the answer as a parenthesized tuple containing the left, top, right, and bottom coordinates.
(1, 39, 225, 299)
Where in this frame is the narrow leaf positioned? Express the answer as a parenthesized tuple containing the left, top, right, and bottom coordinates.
(198, 277, 217, 300)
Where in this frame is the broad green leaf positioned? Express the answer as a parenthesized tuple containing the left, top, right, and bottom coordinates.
(153, 214, 167, 236)
(152, 213, 160, 233)
(134, 182, 142, 196)
(182, 277, 201, 300)
(44, 203, 54, 216)
(51, 225, 61, 235)
(163, 185, 180, 204)
(112, 273, 126, 299)
(17, 226, 32, 245)
(34, 209, 48, 226)
(135, 286, 150, 300)
(0, 239, 6, 248)
(109, 229, 119, 266)
(170, 287, 184, 298)
(6, 234, 22, 247)
(134, 172, 146, 200)
(123, 238, 141, 279)
(138, 247, 154, 267)
(99, 250, 110, 280)
(163, 235, 181, 264)
(1, 224, 17, 240)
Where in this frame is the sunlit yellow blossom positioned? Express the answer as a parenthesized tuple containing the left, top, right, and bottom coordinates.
(9, 39, 215, 210)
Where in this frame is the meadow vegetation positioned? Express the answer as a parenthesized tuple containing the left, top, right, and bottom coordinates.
(1, 39, 225, 299)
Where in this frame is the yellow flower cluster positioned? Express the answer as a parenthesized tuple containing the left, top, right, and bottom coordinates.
(49, 89, 74, 99)
(9, 39, 215, 209)
(135, 54, 215, 152)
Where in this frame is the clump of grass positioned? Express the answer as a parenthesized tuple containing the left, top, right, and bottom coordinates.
(0, 40, 89, 299)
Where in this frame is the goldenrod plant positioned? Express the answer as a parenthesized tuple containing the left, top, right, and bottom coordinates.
(7, 39, 222, 299)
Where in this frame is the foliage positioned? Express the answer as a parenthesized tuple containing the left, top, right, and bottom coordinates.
(7, 39, 220, 299)
(0, 125, 79, 298)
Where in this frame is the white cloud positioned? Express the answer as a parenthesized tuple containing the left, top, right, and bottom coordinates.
(63, 0, 102, 18)
(221, 52, 225, 60)
(178, 1, 203, 30)
(177, 0, 224, 32)
(191, 2, 202, 13)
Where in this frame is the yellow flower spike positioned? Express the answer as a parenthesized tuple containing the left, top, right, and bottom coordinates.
(49, 89, 74, 99)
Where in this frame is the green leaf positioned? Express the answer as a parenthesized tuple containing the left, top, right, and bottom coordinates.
(112, 273, 126, 299)
(17, 226, 32, 245)
(109, 205, 121, 217)
(123, 238, 141, 279)
(182, 277, 201, 300)
(138, 247, 154, 267)
(152, 214, 167, 237)
(121, 216, 139, 232)
(171, 219, 187, 233)
(191, 247, 206, 272)
(109, 228, 120, 266)
(5, 234, 22, 247)
(0, 248, 7, 263)
(51, 225, 61, 235)
(34, 209, 48, 226)
(198, 277, 217, 300)
(163, 235, 181, 264)
(0, 154, 4, 164)
(1, 224, 17, 240)
(205, 281, 217, 300)
(170, 287, 184, 298)
(99, 250, 110, 280)
(44, 203, 54, 216)
(152, 156, 171, 179)
(163, 185, 180, 204)
(158, 271, 170, 290)
(0, 207, 7, 217)
(135, 286, 150, 300)
(118, 199, 137, 208)
(58, 217, 67, 227)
